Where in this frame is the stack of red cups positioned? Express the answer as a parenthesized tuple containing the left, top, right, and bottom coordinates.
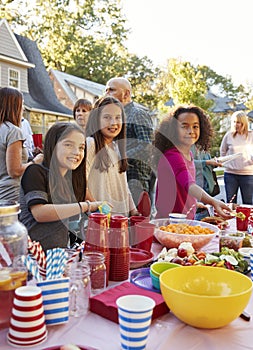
(109, 215, 130, 281)
(84, 213, 110, 286)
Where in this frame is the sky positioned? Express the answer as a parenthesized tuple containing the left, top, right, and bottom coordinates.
(122, 0, 253, 87)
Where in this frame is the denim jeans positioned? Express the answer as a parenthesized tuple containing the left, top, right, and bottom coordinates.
(224, 172, 253, 204)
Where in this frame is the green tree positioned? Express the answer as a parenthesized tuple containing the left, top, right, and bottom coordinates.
(154, 58, 214, 113)
(1, 0, 158, 106)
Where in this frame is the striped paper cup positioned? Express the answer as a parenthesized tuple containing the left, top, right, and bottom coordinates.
(116, 294, 155, 350)
(7, 286, 47, 347)
(37, 277, 70, 326)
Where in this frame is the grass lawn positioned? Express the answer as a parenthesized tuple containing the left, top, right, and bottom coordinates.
(215, 168, 224, 176)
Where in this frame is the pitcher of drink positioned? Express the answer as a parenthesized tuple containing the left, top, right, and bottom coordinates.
(0, 201, 28, 329)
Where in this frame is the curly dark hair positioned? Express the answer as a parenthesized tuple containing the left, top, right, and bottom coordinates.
(153, 105, 213, 166)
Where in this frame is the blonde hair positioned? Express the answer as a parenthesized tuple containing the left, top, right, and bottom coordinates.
(231, 111, 249, 137)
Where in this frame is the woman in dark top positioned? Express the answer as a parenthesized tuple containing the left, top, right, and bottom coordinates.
(20, 122, 103, 251)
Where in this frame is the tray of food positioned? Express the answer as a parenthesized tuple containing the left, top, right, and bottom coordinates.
(156, 242, 249, 274)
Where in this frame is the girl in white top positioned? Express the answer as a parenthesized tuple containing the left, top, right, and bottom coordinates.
(86, 96, 139, 216)
(220, 111, 253, 204)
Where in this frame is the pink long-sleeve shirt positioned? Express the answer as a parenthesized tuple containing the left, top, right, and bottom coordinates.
(155, 147, 197, 219)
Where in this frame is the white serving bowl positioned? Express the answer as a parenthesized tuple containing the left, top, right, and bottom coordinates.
(150, 218, 219, 250)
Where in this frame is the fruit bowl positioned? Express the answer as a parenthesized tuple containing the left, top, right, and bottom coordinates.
(160, 265, 253, 328)
(151, 218, 219, 250)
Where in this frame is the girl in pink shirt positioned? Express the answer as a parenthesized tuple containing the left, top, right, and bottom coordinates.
(154, 105, 231, 220)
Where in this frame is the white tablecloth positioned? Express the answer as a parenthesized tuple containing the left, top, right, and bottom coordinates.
(1, 220, 253, 350)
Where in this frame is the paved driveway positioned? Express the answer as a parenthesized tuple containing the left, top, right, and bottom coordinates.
(215, 176, 242, 204)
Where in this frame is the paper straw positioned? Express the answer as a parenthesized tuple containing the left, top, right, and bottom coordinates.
(67, 241, 85, 265)
(51, 248, 59, 279)
(54, 248, 62, 279)
(21, 255, 42, 281)
(27, 236, 47, 269)
(34, 242, 47, 269)
(186, 203, 196, 218)
(56, 249, 68, 278)
(46, 249, 53, 280)
(229, 194, 236, 203)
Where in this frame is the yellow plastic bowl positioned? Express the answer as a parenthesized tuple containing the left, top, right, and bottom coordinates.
(160, 266, 252, 329)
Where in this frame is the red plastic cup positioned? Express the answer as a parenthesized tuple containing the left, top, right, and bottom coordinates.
(109, 215, 130, 281)
(129, 216, 147, 226)
(86, 213, 109, 247)
(110, 215, 129, 248)
(236, 206, 252, 231)
(129, 216, 148, 246)
(132, 222, 156, 252)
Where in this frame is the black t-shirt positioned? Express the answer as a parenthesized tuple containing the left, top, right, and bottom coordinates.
(20, 164, 69, 251)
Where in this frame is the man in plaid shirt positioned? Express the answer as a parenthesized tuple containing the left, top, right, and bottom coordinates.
(105, 77, 154, 206)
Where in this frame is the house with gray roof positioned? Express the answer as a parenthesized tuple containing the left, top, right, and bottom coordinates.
(49, 69, 105, 110)
(0, 18, 72, 137)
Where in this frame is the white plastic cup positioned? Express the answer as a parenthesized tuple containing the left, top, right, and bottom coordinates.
(169, 213, 187, 224)
(37, 277, 70, 326)
(116, 295, 155, 350)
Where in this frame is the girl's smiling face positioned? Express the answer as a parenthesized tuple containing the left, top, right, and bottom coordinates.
(100, 104, 122, 143)
(177, 112, 200, 149)
(56, 130, 85, 175)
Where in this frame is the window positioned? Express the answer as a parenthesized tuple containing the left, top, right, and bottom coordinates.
(8, 69, 20, 88)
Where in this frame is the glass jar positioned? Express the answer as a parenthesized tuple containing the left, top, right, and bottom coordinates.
(0, 201, 28, 329)
(82, 252, 106, 295)
(67, 261, 91, 317)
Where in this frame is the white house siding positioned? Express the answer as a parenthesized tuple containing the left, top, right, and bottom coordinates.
(0, 21, 24, 60)
(0, 61, 29, 91)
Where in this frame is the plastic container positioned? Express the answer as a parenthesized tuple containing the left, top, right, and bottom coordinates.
(219, 232, 245, 251)
(0, 201, 28, 330)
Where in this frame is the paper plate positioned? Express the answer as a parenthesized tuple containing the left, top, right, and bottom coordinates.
(130, 248, 154, 269)
(130, 267, 160, 293)
(42, 346, 96, 350)
(217, 153, 242, 165)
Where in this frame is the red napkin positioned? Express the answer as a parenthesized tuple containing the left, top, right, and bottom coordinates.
(89, 281, 169, 323)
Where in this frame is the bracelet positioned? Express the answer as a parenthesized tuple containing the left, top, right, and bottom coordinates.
(77, 202, 83, 220)
(85, 200, 91, 213)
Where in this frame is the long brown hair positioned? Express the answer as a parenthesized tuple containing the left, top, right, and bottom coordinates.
(86, 96, 128, 173)
(0, 87, 23, 126)
(43, 122, 86, 203)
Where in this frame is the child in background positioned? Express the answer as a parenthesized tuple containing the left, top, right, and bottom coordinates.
(73, 98, 92, 131)
(20, 122, 104, 251)
(86, 96, 139, 217)
(153, 105, 231, 220)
